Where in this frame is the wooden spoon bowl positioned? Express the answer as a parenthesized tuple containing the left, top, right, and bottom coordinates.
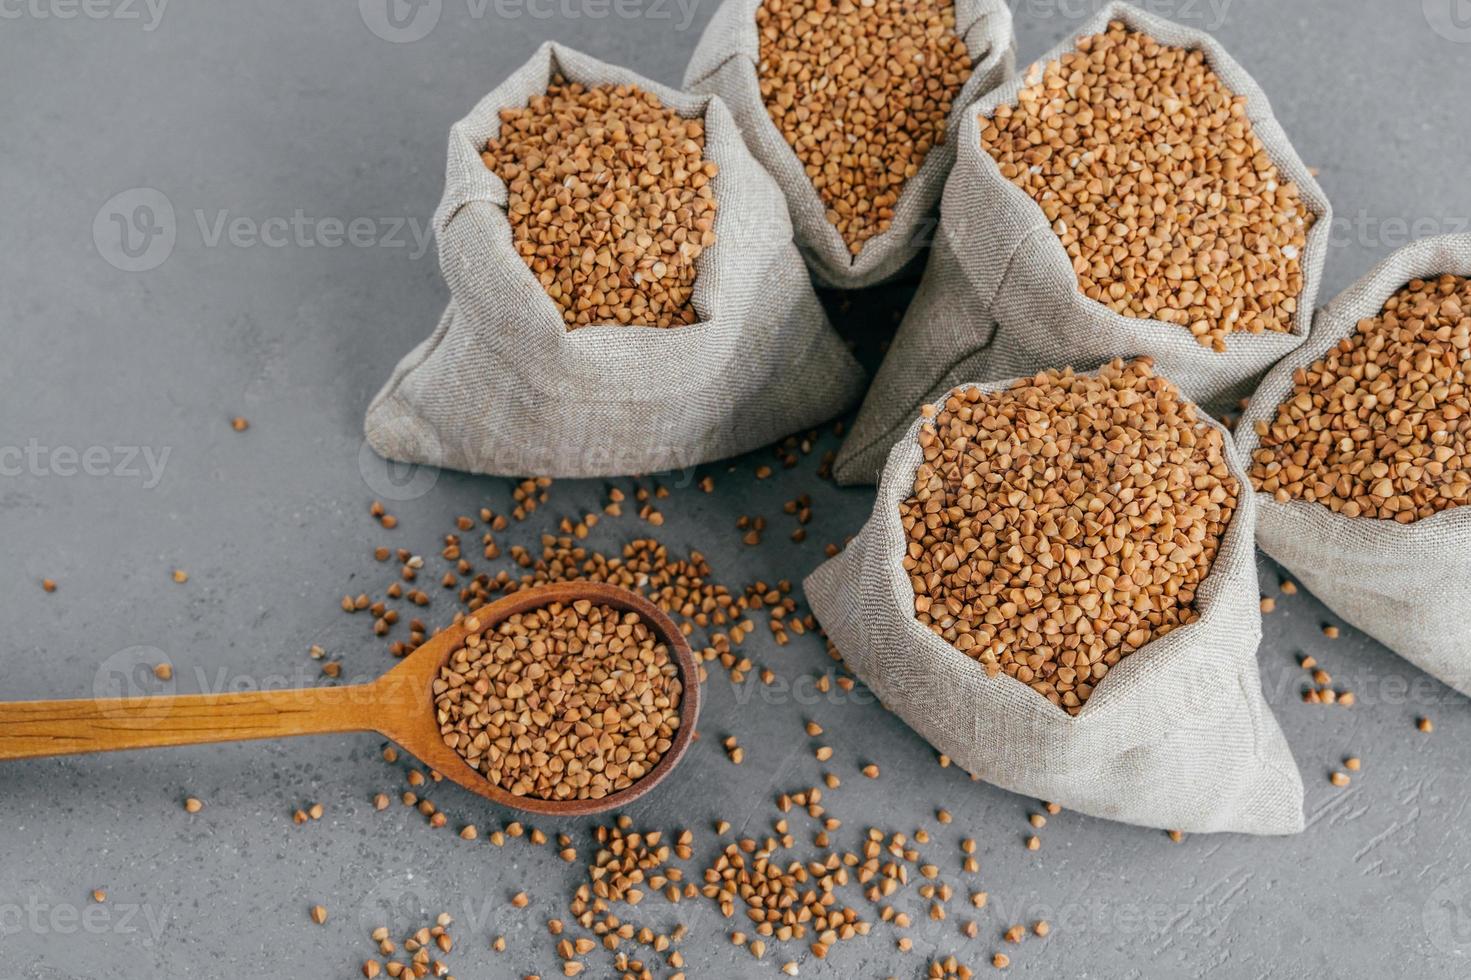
(381, 581, 701, 816)
(0, 582, 700, 817)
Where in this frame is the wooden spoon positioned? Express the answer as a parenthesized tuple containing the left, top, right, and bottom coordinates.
(0, 582, 700, 816)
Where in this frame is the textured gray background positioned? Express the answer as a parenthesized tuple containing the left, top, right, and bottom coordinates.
(2, 1, 1470, 977)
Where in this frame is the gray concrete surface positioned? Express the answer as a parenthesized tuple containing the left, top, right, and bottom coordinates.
(3, 0, 1470, 977)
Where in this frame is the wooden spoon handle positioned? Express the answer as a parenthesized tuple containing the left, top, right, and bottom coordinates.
(0, 684, 389, 760)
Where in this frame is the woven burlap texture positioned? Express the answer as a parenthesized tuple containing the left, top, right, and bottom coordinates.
(683, 0, 1016, 289)
(833, 1, 1333, 485)
(1235, 234, 1471, 697)
(365, 43, 866, 479)
(805, 371, 1304, 835)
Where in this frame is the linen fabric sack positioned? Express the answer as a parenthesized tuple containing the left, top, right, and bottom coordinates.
(365, 43, 866, 479)
(683, 0, 1016, 289)
(833, 1, 1332, 485)
(805, 373, 1304, 835)
(1235, 234, 1471, 697)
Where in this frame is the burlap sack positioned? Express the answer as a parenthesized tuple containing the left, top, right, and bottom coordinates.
(833, 1, 1332, 485)
(682, 0, 1016, 289)
(1236, 234, 1471, 697)
(805, 372, 1304, 834)
(365, 43, 866, 479)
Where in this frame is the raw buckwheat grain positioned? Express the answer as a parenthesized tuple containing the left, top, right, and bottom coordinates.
(756, 0, 973, 255)
(433, 602, 683, 800)
(900, 358, 1238, 713)
(1249, 274, 1471, 521)
(483, 78, 718, 330)
(980, 21, 1314, 351)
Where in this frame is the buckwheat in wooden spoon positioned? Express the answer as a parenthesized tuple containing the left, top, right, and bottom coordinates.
(0, 582, 699, 816)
